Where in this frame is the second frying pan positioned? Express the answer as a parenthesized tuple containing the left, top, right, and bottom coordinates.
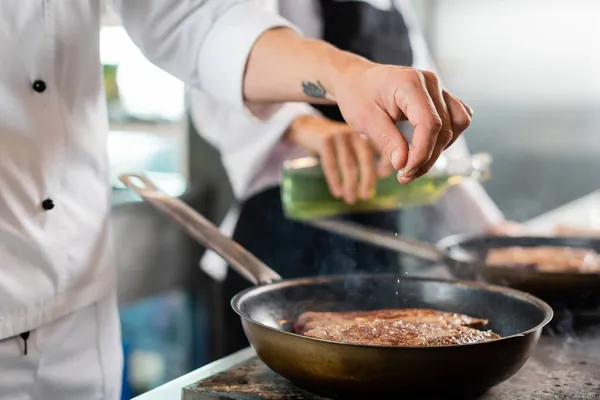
(308, 219, 600, 308)
(120, 174, 552, 398)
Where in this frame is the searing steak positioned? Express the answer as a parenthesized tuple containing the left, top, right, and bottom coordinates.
(294, 308, 488, 335)
(294, 309, 499, 346)
(485, 246, 600, 273)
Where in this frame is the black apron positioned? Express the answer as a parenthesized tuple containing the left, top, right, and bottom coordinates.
(218, 0, 414, 359)
(314, 0, 413, 121)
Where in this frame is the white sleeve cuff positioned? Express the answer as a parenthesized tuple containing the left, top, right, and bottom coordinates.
(225, 101, 320, 199)
(196, 2, 298, 111)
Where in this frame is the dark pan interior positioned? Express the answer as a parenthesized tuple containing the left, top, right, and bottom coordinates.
(232, 274, 551, 340)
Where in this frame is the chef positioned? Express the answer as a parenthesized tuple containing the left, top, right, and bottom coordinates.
(189, 0, 521, 358)
(0, 0, 474, 398)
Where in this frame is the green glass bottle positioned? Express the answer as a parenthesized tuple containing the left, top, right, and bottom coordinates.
(281, 153, 492, 221)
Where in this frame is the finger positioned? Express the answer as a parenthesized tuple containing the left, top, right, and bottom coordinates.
(455, 94, 473, 117)
(461, 100, 473, 117)
(334, 133, 358, 204)
(443, 90, 472, 149)
(394, 70, 442, 180)
(351, 135, 376, 200)
(366, 138, 395, 177)
(406, 72, 454, 181)
(360, 105, 410, 171)
(320, 139, 343, 199)
(377, 155, 395, 178)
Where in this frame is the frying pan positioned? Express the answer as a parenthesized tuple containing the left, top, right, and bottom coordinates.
(120, 174, 552, 398)
(308, 219, 600, 309)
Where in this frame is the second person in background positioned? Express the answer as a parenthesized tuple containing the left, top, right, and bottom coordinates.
(189, 0, 519, 358)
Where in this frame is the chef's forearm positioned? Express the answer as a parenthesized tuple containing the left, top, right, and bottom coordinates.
(243, 28, 372, 104)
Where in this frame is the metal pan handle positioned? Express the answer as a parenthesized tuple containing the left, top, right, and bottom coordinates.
(306, 219, 444, 263)
(119, 174, 282, 285)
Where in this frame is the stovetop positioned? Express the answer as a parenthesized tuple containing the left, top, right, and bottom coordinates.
(183, 327, 600, 400)
(547, 309, 600, 335)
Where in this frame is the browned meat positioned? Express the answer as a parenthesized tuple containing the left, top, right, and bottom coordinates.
(294, 308, 499, 347)
(294, 308, 488, 335)
(486, 246, 600, 273)
(302, 319, 500, 346)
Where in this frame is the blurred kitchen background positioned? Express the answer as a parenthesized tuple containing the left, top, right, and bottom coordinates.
(101, 1, 600, 398)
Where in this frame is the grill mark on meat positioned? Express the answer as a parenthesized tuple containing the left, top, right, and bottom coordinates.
(294, 309, 499, 347)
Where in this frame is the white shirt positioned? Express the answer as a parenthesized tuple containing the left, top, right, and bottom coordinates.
(0, 0, 293, 340)
(190, 0, 505, 280)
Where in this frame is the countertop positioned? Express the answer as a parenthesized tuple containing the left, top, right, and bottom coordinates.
(136, 330, 600, 400)
(186, 329, 600, 399)
(134, 190, 600, 400)
(133, 348, 256, 400)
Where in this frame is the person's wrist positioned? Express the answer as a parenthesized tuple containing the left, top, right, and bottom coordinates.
(284, 114, 313, 144)
(321, 44, 374, 101)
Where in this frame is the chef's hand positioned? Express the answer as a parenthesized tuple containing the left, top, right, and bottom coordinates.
(328, 63, 473, 184)
(285, 114, 394, 204)
(243, 29, 472, 182)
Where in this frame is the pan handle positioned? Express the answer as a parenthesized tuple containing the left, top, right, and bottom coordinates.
(306, 219, 444, 263)
(119, 174, 282, 286)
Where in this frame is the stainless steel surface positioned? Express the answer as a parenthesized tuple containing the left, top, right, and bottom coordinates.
(107, 122, 195, 305)
(112, 199, 196, 305)
(132, 348, 256, 400)
(306, 218, 442, 262)
(119, 174, 281, 285)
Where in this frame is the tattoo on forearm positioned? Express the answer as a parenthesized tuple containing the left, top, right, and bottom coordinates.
(302, 80, 327, 99)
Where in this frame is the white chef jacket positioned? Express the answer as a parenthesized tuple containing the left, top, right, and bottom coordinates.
(0, 0, 294, 340)
(190, 0, 505, 280)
